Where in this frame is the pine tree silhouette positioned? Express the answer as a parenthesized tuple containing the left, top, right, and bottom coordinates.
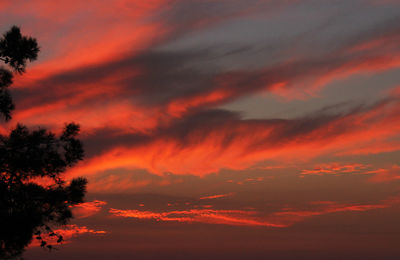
(0, 26, 87, 260)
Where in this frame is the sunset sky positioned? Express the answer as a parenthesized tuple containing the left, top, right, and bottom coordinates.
(1, 0, 400, 259)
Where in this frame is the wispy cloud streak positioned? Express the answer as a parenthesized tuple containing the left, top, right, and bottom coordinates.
(109, 196, 400, 227)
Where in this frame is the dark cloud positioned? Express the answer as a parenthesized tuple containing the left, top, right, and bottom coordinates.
(81, 97, 393, 163)
(11, 8, 400, 122)
(13, 39, 399, 113)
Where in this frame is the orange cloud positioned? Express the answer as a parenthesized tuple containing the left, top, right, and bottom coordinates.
(273, 203, 388, 219)
(85, 171, 183, 193)
(309, 54, 400, 93)
(7, 6, 400, 136)
(66, 97, 400, 178)
(109, 196, 399, 228)
(199, 192, 234, 200)
(300, 163, 371, 176)
(7, 0, 169, 84)
(300, 163, 400, 184)
(367, 165, 400, 183)
(337, 141, 400, 156)
(29, 224, 106, 248)
(227, 176, 268, 185)
(3, 0, 400, 191)
(9, 0, 293, 89)
(71, 200, 107, 219)
(109, 208, 286, 228)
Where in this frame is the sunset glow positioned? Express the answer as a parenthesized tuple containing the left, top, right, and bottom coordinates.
(2, 0, 400, 259)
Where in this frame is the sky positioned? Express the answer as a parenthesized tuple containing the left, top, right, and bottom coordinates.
(1, 0, 400, 259)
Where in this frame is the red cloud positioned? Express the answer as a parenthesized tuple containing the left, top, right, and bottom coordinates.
(109, 208, 286, 227)
(71, 200, 107, 219)
(109, 196, 400, 228)
(7, 0, 168, 83)
(29, 224, 106, 248)
(66, 97, 400, 178)
(7, 2, 400, 136)
(367, 165, 400, 183)
(300, 163, 371, 176)
(199, 192, 234, 200)
(2, 0, 400, 189)
(300, 163, 400, 184)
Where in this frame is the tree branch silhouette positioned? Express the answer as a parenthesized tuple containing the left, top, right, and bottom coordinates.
(0, 26, 87, 260)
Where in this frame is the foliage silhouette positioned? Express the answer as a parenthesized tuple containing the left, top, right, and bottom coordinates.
(0, 26, 87, 259)
(0, 26, 39, 73)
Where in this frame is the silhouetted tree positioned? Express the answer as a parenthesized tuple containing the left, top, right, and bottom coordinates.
(0, 26, 39, 73)
(0, 26, 87, 259)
